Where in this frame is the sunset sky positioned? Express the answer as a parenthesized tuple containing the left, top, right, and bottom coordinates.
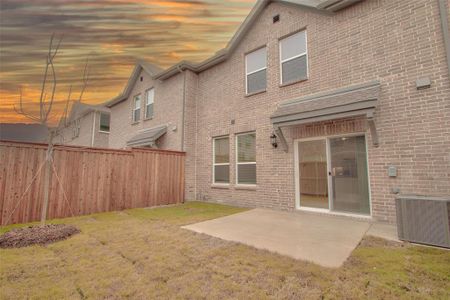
(0, 0, 255, 124)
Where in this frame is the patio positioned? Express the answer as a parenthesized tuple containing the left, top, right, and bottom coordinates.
(183, 208, 398, 268)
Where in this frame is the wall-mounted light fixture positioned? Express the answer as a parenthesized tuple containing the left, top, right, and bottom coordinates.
(270, 133, 278, 148)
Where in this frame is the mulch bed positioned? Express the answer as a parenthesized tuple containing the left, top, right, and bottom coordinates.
(0, 224, 80, 249)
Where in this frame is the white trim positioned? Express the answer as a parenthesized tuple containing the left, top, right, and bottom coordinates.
(294, 132, 371, 216)
(245, 47, 267, 95)
(279, 30, 309, 85)
(247, 66, 267, 75)
(212, 136, 230, 184)
(235, 132, 257, 185)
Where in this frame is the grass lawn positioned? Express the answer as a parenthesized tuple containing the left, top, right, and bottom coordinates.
(1, 202, 449, 299)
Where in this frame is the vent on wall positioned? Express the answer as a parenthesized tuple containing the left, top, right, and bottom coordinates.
(396, 195, 450, 248)
(273, 14, 280, 23)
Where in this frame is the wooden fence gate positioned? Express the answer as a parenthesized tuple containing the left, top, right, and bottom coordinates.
(0, 141, 185, 225)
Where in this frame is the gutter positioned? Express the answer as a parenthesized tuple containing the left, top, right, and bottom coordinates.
(438, 0, 450, 81)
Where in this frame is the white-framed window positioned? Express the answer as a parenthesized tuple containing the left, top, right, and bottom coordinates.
(99, 112, 110, 133)
(236, 132, 256, 185)
(245, 47, 267, 94)
(280, 30, 308, 85)
(213, 136, 230, 184)
(132, 94, 141, 122)
(145, 88, 154, 119)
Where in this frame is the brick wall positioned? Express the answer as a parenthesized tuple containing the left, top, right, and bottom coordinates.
(109, 69, 185, 150)
(189, 0, 450, 223)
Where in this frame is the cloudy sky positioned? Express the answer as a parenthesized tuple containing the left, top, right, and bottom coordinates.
(0, 0, 255, 124)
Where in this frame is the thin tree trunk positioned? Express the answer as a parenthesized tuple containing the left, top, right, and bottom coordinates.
(41, 131, 54, 225)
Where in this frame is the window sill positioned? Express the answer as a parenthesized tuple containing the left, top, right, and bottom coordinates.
(98, 131, 110, 134)
(131, 121, 140, 125)
(211, 184, 230, 189)
(245, 90, 266, 98)
(279, 78, 308, 88)
(143, 117, 153, 121)
(235, 184, 257, 191)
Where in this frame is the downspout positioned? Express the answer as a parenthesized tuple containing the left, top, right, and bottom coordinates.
(177, 66, 187, 151)
(91, 111, 96, 147)
(438, 0, 450, 81)
(194, 75, 199, 200)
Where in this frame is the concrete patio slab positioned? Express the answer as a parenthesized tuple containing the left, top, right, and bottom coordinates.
(182, 208, 372, 268)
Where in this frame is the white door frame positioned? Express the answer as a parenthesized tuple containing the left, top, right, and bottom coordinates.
(294, 132, 372, 219)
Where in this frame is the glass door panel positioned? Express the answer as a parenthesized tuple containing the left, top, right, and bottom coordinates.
(329, 136, 370, 215)
(298, 140, 329, 209)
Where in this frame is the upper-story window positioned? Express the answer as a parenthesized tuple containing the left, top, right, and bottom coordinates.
(245, 47, 267, 95)
(133, 94, 141, 122)
(236, 132, 256, 185)
(280, 30, 308, 85)
(213, 136, 230, 184)
(145, 88, 154, 119)
(99, 112, 110, 132)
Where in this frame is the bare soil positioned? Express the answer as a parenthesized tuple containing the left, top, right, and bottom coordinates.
(0, 224, 80, 248)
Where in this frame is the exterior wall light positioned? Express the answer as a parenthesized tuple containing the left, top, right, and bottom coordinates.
(270, 133, 278, 148)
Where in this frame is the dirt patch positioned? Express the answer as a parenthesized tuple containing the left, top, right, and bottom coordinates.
(0, 224, 80, 248)
(359, 236, 404, 248)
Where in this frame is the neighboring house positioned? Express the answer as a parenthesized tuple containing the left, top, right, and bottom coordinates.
(106, 61, 193, 150)
(107, 0, 450, 224)
(57, 101, 110, 148)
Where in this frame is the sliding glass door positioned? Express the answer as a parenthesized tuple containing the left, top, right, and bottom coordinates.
(297, 139, 329, 209)
(329, 136, 370, 215)
(296, 135, 370, 215)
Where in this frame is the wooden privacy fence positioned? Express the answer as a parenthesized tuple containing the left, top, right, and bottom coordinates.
(0, 141, 185, 225)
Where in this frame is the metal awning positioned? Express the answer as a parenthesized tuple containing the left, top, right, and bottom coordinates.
(127, 125, 167, 147)
(271, 81, 380, 151)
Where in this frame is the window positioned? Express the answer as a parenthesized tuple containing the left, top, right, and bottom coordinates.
(72, 119, 80, 138)
(133, 95, 141, 122)
(245, 47, 267, 94)
(280, 30, 308, 85)
(145, 88, 154, 119)
(99, 113, 110, 132)
(213, 136, 230, 184)
(236, 132, 256, 185)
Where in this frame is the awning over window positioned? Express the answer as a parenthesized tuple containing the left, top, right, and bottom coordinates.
(271, 81, 380, 151)
(127, 125, 167, 147)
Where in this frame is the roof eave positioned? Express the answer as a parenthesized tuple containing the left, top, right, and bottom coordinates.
(152, 0, 363, 80)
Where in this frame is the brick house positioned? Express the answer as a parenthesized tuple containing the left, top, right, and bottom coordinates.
(107, 0, 450, 223)
(57, 101, 110, 148)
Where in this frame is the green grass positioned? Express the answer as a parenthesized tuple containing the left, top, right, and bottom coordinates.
(1, 201, 449, 299)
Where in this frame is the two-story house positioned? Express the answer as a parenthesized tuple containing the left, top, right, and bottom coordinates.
(57, 101, 110, 148)
(107, 0, 450, 224)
